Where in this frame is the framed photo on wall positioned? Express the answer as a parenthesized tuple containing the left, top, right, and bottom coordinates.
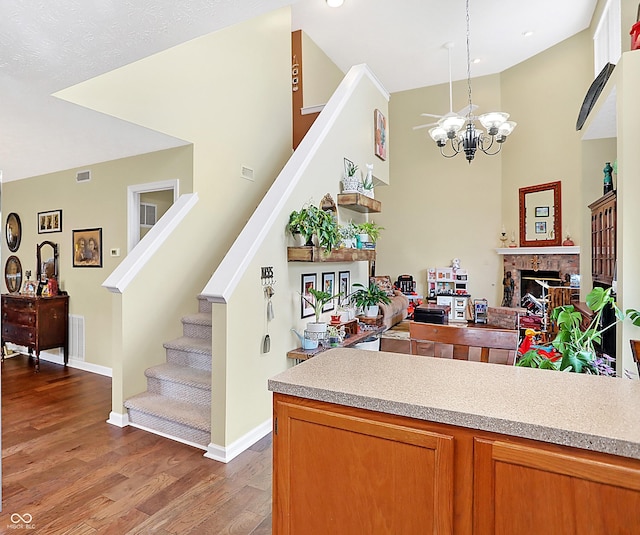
(301, 273, 317, 318)
(73, 228, 103, 268)
(5, 212, 21, 252)
(38, 210, 62, 233)
(535, 221, 547, 234)
(338, 270, 350, 305)
(321, 272, 336, 312)
(374, 109, 387, 161)
(535, 206, 549, 218)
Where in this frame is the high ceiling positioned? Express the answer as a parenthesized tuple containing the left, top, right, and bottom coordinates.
(0, 0, 597, 182)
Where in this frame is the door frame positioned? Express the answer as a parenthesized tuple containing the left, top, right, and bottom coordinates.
(127, 179, 179, 253)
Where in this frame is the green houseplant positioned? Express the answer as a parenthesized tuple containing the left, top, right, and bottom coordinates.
(517, 286, 640, 375)
(287, 204, 340, 252)
(356, 221, 384, 246)
(301, 287, 343, 334)
(349, 282, 391, 317)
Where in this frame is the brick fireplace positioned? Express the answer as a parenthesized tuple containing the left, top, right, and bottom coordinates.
(498, 247, 580, 306)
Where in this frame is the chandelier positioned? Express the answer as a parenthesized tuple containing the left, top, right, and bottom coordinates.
(428, 0, 516, 163)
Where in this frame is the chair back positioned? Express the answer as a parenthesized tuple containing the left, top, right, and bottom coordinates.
(409, 322, 519, 365)
(630, 339, 640, 376)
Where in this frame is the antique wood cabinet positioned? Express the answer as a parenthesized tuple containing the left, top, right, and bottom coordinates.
(273, 393, 640, 534)
(1, 294, 69, 371)
(589, 190, 616, 285)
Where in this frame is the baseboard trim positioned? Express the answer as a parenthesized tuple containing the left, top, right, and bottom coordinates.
(6, 346, 112, 377)
(204, 418, 272, 463)
(127, 421, 208, 452)
(107, 411, 129, 427)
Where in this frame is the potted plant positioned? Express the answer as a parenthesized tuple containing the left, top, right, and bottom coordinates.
(349, 282, 391, 317)
(301, 287, 343, 335)
(338, 221, 358, 248)
(356, 221, 384, 247)
(360, 163, 375, 198)
(342, 161, 360, 193)
(287, 204, 340, 252)
(517, 286, 640, 374)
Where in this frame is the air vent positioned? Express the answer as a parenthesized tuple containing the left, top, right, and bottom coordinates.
(76, 170, 91, 183)
(240, 166, 254, 181)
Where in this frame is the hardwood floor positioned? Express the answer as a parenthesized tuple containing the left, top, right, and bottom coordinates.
(1, 354, 273, 534)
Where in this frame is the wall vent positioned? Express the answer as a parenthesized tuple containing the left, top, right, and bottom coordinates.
(69, 314, 85, 361)
(76, 170, 91, 183)
(240, 165, 254, 181)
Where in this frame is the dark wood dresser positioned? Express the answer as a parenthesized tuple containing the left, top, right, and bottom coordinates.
(1, 294, 69, 371)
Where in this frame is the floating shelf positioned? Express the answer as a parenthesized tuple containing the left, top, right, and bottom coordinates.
(287, 246, 376, 263)
(337, 193, 381, 213)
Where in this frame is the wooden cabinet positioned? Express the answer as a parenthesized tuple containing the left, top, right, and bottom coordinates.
(589, 191, 616, 285)
(273, 393, 640, 534)
(1, 294, 69, 371)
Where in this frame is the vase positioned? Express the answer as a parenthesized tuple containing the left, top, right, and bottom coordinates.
(603, 161, 613, 194)
(342, 177, 360, 193)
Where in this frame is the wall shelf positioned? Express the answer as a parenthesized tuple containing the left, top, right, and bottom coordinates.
(287, 246, 375, 262)
(337, 193, 381, 213)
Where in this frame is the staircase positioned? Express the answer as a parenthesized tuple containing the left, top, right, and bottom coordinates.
(124, 296, 212, 448)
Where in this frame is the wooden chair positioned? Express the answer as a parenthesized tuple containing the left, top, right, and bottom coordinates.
(630, 339, 640, 376)
(409, 322, 519, 365)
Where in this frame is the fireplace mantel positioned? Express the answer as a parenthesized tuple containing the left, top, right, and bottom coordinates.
(496, 246, 580, 255)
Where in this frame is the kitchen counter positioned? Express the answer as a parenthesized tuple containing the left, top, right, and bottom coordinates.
(268, 348, 640, 460)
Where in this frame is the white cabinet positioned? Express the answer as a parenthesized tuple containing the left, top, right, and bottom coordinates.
(430, 267, 470, 322)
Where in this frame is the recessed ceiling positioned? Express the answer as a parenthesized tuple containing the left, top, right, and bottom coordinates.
(0, 0, 597, 182)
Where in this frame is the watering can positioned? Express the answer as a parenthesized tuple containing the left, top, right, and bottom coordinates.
(291, 328, 319, 350)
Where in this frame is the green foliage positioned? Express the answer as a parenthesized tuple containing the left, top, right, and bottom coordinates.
(542, 286, 638, 375)
(287, 203, 340, 252)
(349, 282, 392, 308)
(345, 161, 359, 177)
(356, 221, 384, 243)
(301, 287, 343, 323)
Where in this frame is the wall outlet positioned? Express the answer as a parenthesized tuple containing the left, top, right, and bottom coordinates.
(110, 248, 120, 257)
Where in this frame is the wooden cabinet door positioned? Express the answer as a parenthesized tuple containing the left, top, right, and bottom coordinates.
(273, 394, 454, 535)
(474, 438, 640, 534)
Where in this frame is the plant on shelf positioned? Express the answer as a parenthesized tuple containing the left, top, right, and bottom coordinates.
(356, 221, 384, 245)
(360, 163, 375, 198)
(349, 282, 391, 318)
(342, 161, 360, 193)
(287, 203, 340, 252)
(517, 286, 640, 375)
(338, 221, 359, 248)
(301, 287, 343, 334)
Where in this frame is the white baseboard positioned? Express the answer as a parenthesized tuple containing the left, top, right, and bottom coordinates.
(6, 345, 112, 377)
(204, 418, 272, 463)
(127, 421, 208, 451)
(106, 411, 129, 427)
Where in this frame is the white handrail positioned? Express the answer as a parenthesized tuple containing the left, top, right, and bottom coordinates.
(201, 64, 388, 303)
(102, 193, 199, 293)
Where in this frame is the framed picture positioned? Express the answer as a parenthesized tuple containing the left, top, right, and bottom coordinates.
(5, 213, 21, 252)
(374, 109, 387, 161)
(301, 273, 317, 318)
(535, 206, 549, 218)
(38, 210, 62, 233)
(73, 228, 103, 268)
(535, 221, 547, 234)
(4, 255, 22, 294)
(343, 158, 354, 176)
(338, 270, 350, 305)
(321, 272, 336, 312)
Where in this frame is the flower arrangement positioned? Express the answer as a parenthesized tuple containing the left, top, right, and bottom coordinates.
(517, 287, 640, 375)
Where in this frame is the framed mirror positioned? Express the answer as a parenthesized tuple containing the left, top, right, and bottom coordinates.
(37, 240, 59, 281)
(519, 181, 562, 247)
(5, 255, 22, 293)
(5, 212, 21, 252)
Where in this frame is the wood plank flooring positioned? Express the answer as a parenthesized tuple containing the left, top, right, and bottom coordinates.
(0, 354, 273, 534)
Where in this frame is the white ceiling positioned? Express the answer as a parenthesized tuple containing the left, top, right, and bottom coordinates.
(0, 0, 597, 183)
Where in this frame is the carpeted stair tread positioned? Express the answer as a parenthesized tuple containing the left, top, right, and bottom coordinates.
(125, 392, 210, 431)
(146, 363, 211, 390)
(163, 336, 211, 355)
(181, 312, 212, 327)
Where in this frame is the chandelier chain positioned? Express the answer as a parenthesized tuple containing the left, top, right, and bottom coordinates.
(466, 0, 472, 119)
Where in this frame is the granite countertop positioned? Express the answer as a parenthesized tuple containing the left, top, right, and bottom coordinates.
(268, 348, 640, 460)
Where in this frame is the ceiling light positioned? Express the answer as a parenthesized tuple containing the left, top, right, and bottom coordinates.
(326, 0, 344, 7)
(472, 58, 481, 64)
(523, 31, 534, 37)
(428, 0, 516, 163)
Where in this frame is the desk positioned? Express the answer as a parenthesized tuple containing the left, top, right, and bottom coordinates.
(287, 325, 383, 361)
(1, 294, 69, 372)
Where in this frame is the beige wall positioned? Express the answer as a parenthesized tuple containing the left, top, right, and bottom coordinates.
(381, 74, 503, 303)
(301, 32, 345, 108)
(1, 146, 193, 369)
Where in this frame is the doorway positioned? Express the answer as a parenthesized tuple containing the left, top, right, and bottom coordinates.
(127, 179, 179, 252)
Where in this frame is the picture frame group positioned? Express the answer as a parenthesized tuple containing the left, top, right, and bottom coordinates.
(300, 271, 350, 318)
(38, 209, 62, 234)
